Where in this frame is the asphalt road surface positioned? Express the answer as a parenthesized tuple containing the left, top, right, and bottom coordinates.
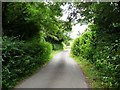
(15, 49, 89, 88)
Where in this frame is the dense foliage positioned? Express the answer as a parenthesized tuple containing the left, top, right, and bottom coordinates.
(2, 2, 71, 89)
(2, 2, 71, 44)
(2, 36, 52, 88)
(71, 2, 120, 88)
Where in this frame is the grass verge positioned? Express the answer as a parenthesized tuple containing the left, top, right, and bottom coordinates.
(71, 54, 103, 88)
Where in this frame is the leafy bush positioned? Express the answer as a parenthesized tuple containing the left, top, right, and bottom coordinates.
(71, 38, 80, 56)
(71, 25, 120, 88)
(2, 36, 52, 89)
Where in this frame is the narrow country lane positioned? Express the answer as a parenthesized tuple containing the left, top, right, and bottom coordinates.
(15, 49, 89, 88)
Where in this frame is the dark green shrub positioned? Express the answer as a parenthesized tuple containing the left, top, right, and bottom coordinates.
(2, 36, 52, 89)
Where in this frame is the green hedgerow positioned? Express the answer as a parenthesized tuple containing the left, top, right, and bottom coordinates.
(2, 36, 52, 89)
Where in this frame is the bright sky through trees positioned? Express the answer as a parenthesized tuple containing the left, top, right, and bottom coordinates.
(71, 24, 88, 39)
(61, 3, 88, 39)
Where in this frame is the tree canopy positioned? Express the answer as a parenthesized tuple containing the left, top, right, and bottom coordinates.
(2, 2, 72, 43)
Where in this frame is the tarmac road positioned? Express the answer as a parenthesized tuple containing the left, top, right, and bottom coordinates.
(15, 49, 89, 88)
